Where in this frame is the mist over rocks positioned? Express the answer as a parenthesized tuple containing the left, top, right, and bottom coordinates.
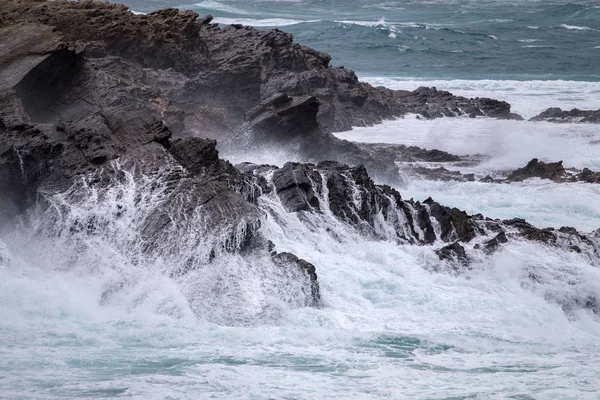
(1, 0, 599, 319)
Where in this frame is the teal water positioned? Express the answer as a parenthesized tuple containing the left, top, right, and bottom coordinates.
(123, 0, 600, 81)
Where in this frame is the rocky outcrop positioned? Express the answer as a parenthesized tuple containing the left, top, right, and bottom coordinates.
(390, 87, 523, 121)
(1, 0, 522, 134)
(389, 157, 600, 185)
(1, 0, 597, 318)
(249, 161, 599, 266)
(530, 107, 600, 123)
(0, 2, 324, 309)
(506, 159, 600, 184)
(435, 242, 468, 265)
(506, 158, 566, 182)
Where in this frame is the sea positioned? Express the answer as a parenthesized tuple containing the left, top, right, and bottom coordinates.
(1, 1, 600, 399)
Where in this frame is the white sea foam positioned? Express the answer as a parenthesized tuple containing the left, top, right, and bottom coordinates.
(2, 167, 599, 398)
(336, 115, 600, 232)
(213, 17, 313, 26)
(559, 24, 597, 31)
(192, 0, 249, 14)
(336, 18, 388, 28)
(338, 117, 600, 171)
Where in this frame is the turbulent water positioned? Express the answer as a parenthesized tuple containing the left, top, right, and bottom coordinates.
(2, 0, 600, 399)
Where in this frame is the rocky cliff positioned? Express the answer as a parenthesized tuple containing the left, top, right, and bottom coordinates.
(1, 0, 597, 318)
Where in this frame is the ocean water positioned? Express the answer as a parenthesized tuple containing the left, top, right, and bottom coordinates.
(2, 1, 600, 399)
(126, 0, 600, 81)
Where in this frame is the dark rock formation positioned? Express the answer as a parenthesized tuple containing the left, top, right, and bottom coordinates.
(407, 165, 475, 182)
(2, 0, 522, 134)
(1, 0, 597, 317)
(530, 107, 600, 123)
(271, 252, 320, 307)
(504, 159, 600, 184)
(481, 232, 508, 254)
(576, 168, 600, 184)
(390, 87, 523, 121)
(412, 158, 600, 185)
(436, 242, 468, 265)
(506, 158, 567, 182)
(250, 160, 599, 261)
(272, 162, 323, 213)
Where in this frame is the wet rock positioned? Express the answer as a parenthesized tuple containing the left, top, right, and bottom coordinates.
(406, 165, 475, 182)
(169, 137, 222, 176)
(436, 242, 468, 265)
(355, 143, 462, 163)
(394, 86, 523, 121)
(530, 107, 600, 124)
(504, 218, 557, 245)
(506, 158, 566, 182)
(479, 175, 503, 184)
(502, 159, 600, 184)
(423, 198, 478, 243)
(272, 162, 322, 212)
(271, 251, 320, 307)
(481, 232, 508, 254)
(576, 168, 600, 183)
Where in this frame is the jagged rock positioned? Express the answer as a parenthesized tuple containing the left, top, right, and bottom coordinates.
(506, 158, 567, 182)
(271, 252, 320, 307)
(356, 142, 461, 164)
(2, 0, 599, 318)
(169, 137, 228, 177)
(422, 198, 478, 243)
(230, 93, 403, 184)
(407, 165, 475, 182)
(3, 0, 523, 134)
(0, 123, 62, 222)
(393, 87, 523, 121)
(502, 159, 600, 184)
(504, 218, 557, 245)
(481, 232, 508, 254)
(480, 175, 503, 184)
(272, 162, 322, 212)
(530, 107, 600, 123)
(576, 168, 600, 183)
(436, 242, 469, 265)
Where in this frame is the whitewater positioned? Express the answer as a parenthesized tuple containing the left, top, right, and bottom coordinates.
(2, 0, 600, 399)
